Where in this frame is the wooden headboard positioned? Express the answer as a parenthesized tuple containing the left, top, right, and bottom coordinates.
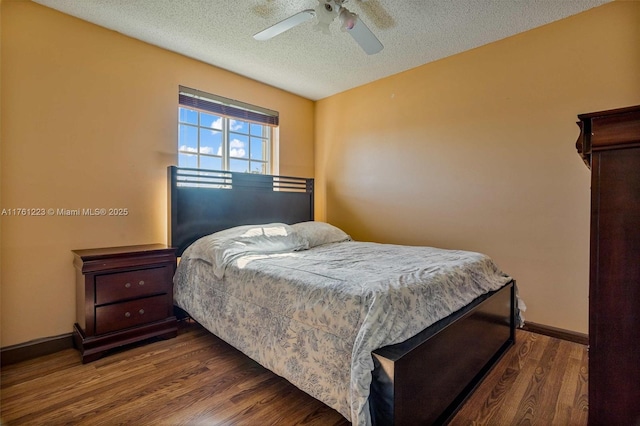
(168, 166, 314, 256)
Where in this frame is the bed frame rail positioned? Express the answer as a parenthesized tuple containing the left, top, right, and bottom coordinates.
(370, 280, 516, 425)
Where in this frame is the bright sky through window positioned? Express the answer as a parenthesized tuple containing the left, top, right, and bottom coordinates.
(178, 107, 271, 174)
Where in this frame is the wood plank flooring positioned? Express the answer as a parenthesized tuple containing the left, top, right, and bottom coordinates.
(1, 321, 588, 425)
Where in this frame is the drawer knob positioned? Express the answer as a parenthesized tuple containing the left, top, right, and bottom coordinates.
(125, 312, 131, 318)
(125, 282, 131, 288)
(138, 280, 145, 286)
(139, 309, 145, 315)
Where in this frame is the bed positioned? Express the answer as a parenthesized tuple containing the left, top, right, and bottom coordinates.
(168, 166, 517, 425)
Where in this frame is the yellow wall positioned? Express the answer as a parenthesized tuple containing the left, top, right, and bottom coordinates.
(316, 1, 640, 334)
(0, 0, 4, 347)
(0, 1, 314, 346)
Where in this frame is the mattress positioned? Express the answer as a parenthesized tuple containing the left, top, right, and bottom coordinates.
(173, 222, 512, 425)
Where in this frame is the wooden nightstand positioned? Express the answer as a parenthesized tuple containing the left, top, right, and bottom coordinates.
(72, 244, 178, 363)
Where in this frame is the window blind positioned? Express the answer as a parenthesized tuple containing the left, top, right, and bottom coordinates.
(179, 86, 279, 127)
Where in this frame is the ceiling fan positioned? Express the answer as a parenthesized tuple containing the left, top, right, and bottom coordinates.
(253, 0, 383, 55)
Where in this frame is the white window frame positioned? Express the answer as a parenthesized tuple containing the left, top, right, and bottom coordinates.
(178, 86, 278, 175)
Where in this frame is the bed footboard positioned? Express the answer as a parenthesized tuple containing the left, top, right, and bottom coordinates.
(370, 281, 515, 425)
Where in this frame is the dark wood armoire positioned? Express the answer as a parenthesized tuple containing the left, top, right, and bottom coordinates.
(575, 105, 640, 425)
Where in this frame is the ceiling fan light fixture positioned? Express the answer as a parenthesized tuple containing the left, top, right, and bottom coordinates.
(339, 8, 358, 31)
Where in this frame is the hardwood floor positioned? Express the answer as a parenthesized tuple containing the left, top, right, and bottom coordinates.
(1, 321, 588, 425)
(449, 328, 588, 425)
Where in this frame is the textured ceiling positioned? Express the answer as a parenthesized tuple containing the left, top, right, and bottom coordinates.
(33, 0, 610, 100)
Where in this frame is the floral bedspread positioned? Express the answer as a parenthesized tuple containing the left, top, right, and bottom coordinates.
(173, 240, 512, 425)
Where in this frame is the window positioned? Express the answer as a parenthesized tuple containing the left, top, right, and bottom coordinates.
(178, 86, 278, 174)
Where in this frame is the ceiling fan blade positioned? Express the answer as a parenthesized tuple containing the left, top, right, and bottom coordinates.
(253, 9, 316, 41)
(347, 17, 383, 55)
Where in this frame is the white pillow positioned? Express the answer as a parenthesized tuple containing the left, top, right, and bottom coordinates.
(291, 221, 351, 248)
(185, 223, 308, 278)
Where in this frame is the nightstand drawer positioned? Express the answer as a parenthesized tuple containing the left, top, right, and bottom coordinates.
(95, 267, 170, 305)
(95, 295, 169, 335)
